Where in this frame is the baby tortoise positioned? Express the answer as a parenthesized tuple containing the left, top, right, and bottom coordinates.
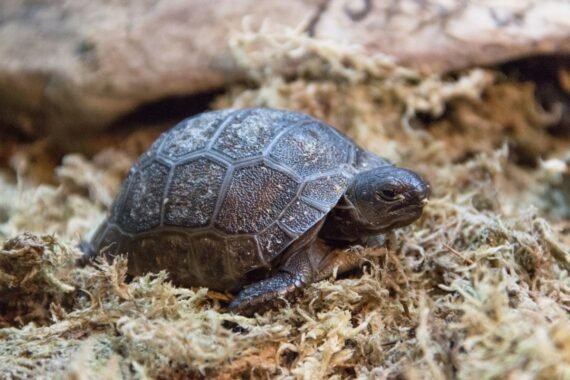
(83, 108, 429, 315)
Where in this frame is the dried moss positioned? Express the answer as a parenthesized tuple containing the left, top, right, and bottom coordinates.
(1, 28, 570, 379)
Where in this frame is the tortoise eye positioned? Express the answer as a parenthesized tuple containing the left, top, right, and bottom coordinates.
(377, 188, 398, 202)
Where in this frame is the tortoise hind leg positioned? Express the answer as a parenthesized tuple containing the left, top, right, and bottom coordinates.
(228, 244, 324, 316)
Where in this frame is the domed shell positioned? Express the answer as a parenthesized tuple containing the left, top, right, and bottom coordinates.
(91, 108, 390, 291)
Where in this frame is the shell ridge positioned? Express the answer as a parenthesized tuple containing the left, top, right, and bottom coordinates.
(205, 108, 254, 150)
(276, 221, 301, 238)
(262, 119, 314, 155)
(299, 196, 334, 213)
(261, 157, 304, 183)
(110, 176, 132, 228)
(271, 174, 306, 223)
(252, 236, 270, 268)
(210, 166, 235, 228)
(152, 154, 176, 167)
(159, 164, 176, 228)
(347, 144, 357, 166)
(276, 196, 328, 235)
(303, 167, 352, 182)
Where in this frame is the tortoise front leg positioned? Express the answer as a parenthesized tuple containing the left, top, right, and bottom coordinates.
(314, 249, 363, 281)
(227, 243, 364, 315)
(228, 245, 321, 316)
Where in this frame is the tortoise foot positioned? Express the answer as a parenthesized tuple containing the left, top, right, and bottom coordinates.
(228, 271, 307, 316)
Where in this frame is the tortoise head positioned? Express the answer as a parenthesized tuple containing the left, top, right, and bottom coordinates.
(347, 166, 429, 232)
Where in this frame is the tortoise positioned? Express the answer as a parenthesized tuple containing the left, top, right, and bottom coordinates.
(84, 108, 429, 314)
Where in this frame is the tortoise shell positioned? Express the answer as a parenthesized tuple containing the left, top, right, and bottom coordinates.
(90, 108, 389, 291)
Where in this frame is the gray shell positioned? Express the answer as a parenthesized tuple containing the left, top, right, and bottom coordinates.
(91, 108, 389, 291)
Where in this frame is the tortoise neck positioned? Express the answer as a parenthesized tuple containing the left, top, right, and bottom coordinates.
(318, 193, 377, 244)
